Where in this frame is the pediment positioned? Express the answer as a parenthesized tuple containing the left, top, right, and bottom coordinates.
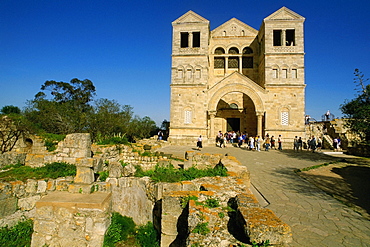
(210, 72, 265, 93)
(172, 10, 209, 24)
(264, 7, 305, 21)
(212, 18, 258, 37)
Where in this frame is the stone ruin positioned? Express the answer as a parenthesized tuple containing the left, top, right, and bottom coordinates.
(0, 133, 292, 246)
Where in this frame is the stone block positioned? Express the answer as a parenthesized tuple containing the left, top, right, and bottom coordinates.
(74, 167, 95, 184)
(37, 180, 47, 193)
(18, 195, 41, 210)
(108, 161, 123, 178)
(25, 179, 38, 194)
(68, 183, 94, 194)
(0, 182, 12, 199)
(122, 163, 136, 177)
(36, 205, 54, 220)
(76, 158, 95, 168)
(239, 207, 292, 245)
(0, 197, 17, 217)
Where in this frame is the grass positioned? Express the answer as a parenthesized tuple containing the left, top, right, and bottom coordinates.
(294, 161, 339, 172)
(103, 213, 159, 247)
(0, 162, 76, 182)
(134, 163, 228, 183)
(0, 219, 33, 247)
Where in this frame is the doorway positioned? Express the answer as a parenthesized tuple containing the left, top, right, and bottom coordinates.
(227, 118, 240, 132)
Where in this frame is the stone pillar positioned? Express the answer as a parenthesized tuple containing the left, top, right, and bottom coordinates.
(282, 29, 286, 46)
(257, 112, 263, 137)
(239, 56, 242, 73)
(189, 32, 192, 47)
(209, 111, 216, 139)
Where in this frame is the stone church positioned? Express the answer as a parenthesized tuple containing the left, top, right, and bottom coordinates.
(168, 7, 306, 145)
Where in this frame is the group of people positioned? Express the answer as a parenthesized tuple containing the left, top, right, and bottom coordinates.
(197, 132, 341, 152)
(213, 131, 283, 152)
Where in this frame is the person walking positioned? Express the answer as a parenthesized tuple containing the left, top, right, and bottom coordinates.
(249, 136, 255, 150)
(310, 135, 317, 153)
(271, 136, 276, 150)
(264, 134, 270, 151)
(316, 137, 322, 152)
(197, 135, 203, 150)
(293, 136, 299, 152)
(298, 137, 303, 151)
(278, 135, 283, 150)
(256, 136, 262, 151)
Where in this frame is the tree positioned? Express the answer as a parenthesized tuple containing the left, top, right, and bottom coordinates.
(340, 69, 370, 143)
(1, 105, 21, 115)
(0, 115, 30, 153)
(25, 78, 96, 134)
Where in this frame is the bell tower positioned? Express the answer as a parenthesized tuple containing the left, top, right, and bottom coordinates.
(260, 7, 306, 137)
(169, 11, 210, 144)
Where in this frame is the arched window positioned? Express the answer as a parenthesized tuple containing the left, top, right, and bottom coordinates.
(229, 103, 238, 109)
(214, 47, 225, 54)
(228, 57, 239, 68)
(228, 47, 239, 54)
(243, 47, 253, 54)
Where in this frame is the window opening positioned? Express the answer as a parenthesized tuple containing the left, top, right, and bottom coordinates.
(187, 69, 192, 80)
(228, 47, 239, 54)
(178, 69, 183, 78)
(272, 69, 278, 78)
(281, 111, 289, 125)
(282, 69, 288, 79)
(214, 57, 225, 68)
(184, 110, 192, 124)
(215, 47, 225, 54)
(195, 69, 201, 79)
(273, 30, 282, 46)
(243, 47, 253, 54)
(285, 30, 295, 46)
(229, 103, 238, 109)
(180, 32, 189, 48)
(192, 32, 200, 47)
(292, 69, 297, 78)
(228, 57, 239, 68)
(242, 57, 253, 68)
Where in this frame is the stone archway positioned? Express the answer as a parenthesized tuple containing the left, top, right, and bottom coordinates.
(207, 83, 265, 139)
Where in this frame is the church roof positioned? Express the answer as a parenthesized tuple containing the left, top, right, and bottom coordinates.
(264, 6, 305, 21)
(211, 18, 258, 37)
(172, 10, 209, 24)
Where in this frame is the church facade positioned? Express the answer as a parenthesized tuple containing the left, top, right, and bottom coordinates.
(169, 7, 306, 145)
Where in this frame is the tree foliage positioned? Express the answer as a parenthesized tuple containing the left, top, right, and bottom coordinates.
(0, 115, 31, 154)
(21, 78, 157, 143)
(1, 105, 21, 115)
(340, 69, 370, 143)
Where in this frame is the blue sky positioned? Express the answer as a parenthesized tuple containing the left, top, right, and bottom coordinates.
(1, 0, 369, 125)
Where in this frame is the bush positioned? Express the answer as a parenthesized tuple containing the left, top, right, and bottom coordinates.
(41, 133, 66, 152)
(0, 162, 76, 182)
(0, 219, 33, 247)
(136, 222, 159, 247)
(135, 163, 228, 183)
(103, 213, 136, 247)
(97, 136, 129, 145)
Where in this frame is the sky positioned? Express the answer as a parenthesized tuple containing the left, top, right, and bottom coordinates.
(1, 0, 369, 126)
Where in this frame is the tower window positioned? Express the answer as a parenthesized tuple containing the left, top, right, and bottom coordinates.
(242, 57, 253, 68)
(228, 47, 239, 54)
(184, 110, 192, 124)
(273, 30, 282, 46)
(215, 47, 225, 54)
(272, 69, 278, 78)
(192, 32, 200, 47)
(228, 57, 239, 68)
(180, 32, 189, 48)
(286, 29, 295, 46)
(214, 57, 225, 68)
(282, 69, 288, 78)
(243, 47, 253, 54)
(292, 69, 297, 78)
(195, 69, 201, 79)
(281, 111, 289, 125)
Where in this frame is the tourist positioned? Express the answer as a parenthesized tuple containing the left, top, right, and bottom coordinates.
(293, 136, 299, 152)
(158, 130, 163, 140)
(197, 135, 202, 150)
(271, 136, 276, 149)
(333, 137, 338, 151)
(298, 137, 303, 151)
(310, 135, 317, 153)
(264, 134, 270, 151)
(238, 134, 244, 148)
(256, 136, 262, 151)
(278, 135, 283, 150)
(249, 136, 255, 150)
(216, 131, 222, 147)
(316, 137, 322, 151)
(306, 137, 311, 151)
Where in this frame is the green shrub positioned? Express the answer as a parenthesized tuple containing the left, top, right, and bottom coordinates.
(136, 222, 159, 247)
(97, 136, 129, 145)
(0, 162, 76, 182)
(99, 171, 109, 181)
(103, 213, 136, 247)
(134, 163, 228, 183)
(192, 222, 210, 235)
(41, 133, 66, 152)
(205, 198, 220, 208)
(0, 219, 33, 247)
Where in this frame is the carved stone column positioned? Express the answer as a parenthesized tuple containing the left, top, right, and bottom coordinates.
(256, 112, 264, 137)
(209, 111, 217, 139)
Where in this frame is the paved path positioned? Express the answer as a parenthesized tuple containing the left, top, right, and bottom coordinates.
(157, 145, 370, 247)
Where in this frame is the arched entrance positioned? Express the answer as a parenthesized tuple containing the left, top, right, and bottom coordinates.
(207, 82, 265, 141)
